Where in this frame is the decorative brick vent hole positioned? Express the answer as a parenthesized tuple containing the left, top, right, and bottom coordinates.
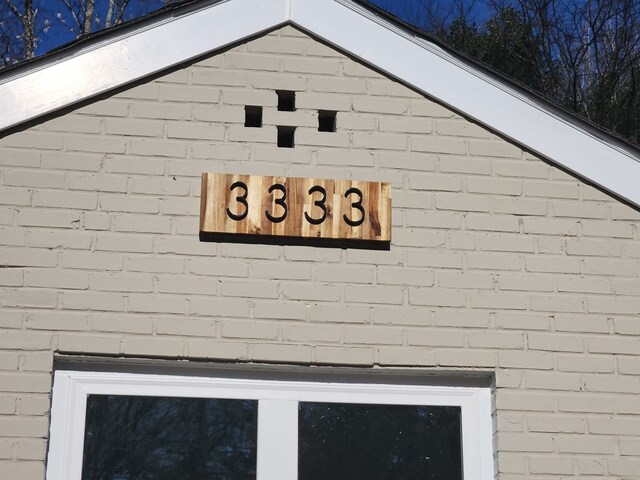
(277, 126, 295, 148)
(318, 110, 337, 132)
(277, 90, 296, 111)
(244, 106, 262, 127)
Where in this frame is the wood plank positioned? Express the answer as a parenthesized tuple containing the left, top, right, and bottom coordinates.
(200, 172, 391, 244)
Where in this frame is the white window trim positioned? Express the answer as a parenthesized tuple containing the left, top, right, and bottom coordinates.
(47, 370, 494, 480)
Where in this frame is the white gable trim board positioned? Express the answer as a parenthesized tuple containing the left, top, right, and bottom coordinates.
(1, 0, 639, 209)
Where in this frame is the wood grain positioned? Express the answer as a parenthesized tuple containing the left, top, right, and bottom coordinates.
(200, 173, 391, 243)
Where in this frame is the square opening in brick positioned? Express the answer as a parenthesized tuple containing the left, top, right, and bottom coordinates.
(318, 110, 337, 132)
(277, 126, 296, 148)
(244, 106, 263, 128)
(277, 90, 296, 111)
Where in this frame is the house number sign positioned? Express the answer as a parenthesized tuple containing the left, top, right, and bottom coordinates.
(200, 173, 391, 244)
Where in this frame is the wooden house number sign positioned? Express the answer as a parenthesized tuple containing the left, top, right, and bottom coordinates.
(200, 173, 391, 245)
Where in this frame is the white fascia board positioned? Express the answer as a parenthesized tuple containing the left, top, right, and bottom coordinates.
(0, 0, 289, 132)
(291, 0, 640, 208)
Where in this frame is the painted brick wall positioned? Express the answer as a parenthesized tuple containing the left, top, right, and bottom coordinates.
(1, 25, 640, 479)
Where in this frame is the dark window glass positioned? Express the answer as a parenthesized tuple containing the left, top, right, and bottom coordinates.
(299, 402, 462, 480)
(82, 395, 258, 480)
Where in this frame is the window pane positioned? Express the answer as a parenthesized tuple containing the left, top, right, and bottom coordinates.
(82, 395, 258, 480)
(298, 402, 462, 480)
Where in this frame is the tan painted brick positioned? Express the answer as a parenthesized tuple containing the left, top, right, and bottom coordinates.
(581, 220, 634, 238)
(282, 323, 341, 343)
(525, 255, 581, 274)
(309, 304, 369, 324)
(155, 317, 216, 337)
(588, 297, 640, 315)
(377, 347, 437, 366)
(469, 331, 524, 349)
(123, 336, 185, 357)
(1, 288, 58, 308)
(470, 292, 528, 310)
(344, 285, 404, 305)
(104, 118, 163, 137)
(0, 149, 41, 167)
(188, 340, 248, 360)
(0, 373, 52, 394)
(90, 273, 153, 292)
(314, 345, 373, 365)
(588, 335, 640, 354)
(113, 214, 171, 234)
(524, 181, 580, 199)
(467, 253, 521, 271)
(493, 198, 547, 216)
(405, 210, 462, 229)
(436, 193, 491, 212)
(412, 136, 466, 155)
(315, 265, 372, 284)
(26, 313, 86, 334)
(608, 278, 640, 295)
(91, 314, 153, 334)
(42, 151, 102, 171)
(468, 140, 522, 158)
(609, 459, 640, 476)
(530, 295, 585, 313)
(296, 129, 350, 148)
(584, 258, 637, 276)
(5, 170, 64, 189)
(466, 177, 522, 196)
(437, 349, 497, 367)
(583, 374, 640, 394)
(556, 435, 616, 454)
(529, 333, 585, 352)
(15, 438, 46, 461)
(67, 173, 127, 192)
(0, 248, 58, 267)
(0, 269, 22, 286)
(439, 156, 492, 174)
(407, 328, 465, 347)
(529, 456, 574, 474)
(62, 291, 125, 312)
(189, 297, 251, 317)
(435, 310, 490, 328)
(528, 414, 586, 433)
(556, 355, 615, 373)
(128, 294, 186, 314)
(250, 343, 312, 363)
(496, 391, 555, 412)
(1, 132, 63, 150)
(352, 97, 408, 115)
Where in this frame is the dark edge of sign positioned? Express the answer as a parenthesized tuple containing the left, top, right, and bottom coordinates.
(199, 232, 391, 251)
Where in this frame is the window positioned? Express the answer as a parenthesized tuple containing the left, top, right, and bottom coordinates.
(47, 370, 493, 480)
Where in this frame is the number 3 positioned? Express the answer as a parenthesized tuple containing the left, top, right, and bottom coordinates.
(343, 187, 365, 227)
(266, 183, 287, 223)
(305, 185, 327, 225)
(226, 181, 248, 221)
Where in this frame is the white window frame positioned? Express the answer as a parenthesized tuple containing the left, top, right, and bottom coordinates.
(46, 370, 494, 480)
